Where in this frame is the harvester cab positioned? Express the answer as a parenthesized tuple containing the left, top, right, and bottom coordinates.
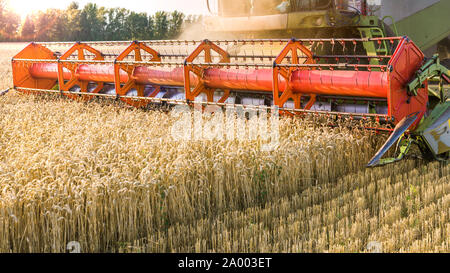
(204, 0, 386, 39)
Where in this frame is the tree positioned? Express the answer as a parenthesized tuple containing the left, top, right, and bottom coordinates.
(4, 1, 188, 42)
(51, 10, 68, 41)
(168, 11, 184, 39)
(126, 12, 149, 40)
(34, 11, 52, 41)
(66, 2, 82, 41)
(105, 8, 129, 41)
(0, 0, 20, 41)
(68, 1, 79, 10)
(21, 15, 35, 40)
(31, 9, 67, 42)
(2, 10, 19, 40)
(0, 0, 6, 21)
(146, 15, 155, 40)
(153, 11, 169, 40)
(79, 3, 105, 41)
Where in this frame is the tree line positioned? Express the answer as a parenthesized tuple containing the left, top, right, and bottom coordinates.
(0, 1, 202, 42)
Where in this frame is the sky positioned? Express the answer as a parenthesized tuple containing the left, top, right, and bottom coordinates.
(7, 0, 210, 19)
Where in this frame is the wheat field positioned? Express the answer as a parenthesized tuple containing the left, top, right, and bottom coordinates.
(0, 43, 448, 253)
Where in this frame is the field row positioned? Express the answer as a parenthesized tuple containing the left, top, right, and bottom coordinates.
(138, 162, 449, 253)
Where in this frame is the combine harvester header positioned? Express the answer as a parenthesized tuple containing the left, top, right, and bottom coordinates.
(10, 36, 450, 166)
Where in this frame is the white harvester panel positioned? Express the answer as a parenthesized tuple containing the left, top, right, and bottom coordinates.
(423, 108, 450, 155)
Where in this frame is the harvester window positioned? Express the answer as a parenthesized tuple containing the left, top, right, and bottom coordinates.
(335, 0, 364, 13)
(252, 0, 285, 15)
(218, 0, 252, 17)
(217, 0, 333, 17)
(289, 0, 333, 11)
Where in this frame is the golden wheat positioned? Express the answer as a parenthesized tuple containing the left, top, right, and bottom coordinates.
(0, 43, 448, 253)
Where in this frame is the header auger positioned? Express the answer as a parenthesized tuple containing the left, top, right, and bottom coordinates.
(10, 36, 450, 166)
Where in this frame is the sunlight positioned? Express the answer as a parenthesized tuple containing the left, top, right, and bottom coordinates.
(7, 0, 209, 20)
(8, 0, 68, 19)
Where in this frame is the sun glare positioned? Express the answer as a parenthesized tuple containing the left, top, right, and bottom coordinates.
(8, 0, 68, 20)
(7, 0, 209, 21)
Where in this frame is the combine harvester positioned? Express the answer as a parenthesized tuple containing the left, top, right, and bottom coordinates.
(9, 0, 450, 166)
